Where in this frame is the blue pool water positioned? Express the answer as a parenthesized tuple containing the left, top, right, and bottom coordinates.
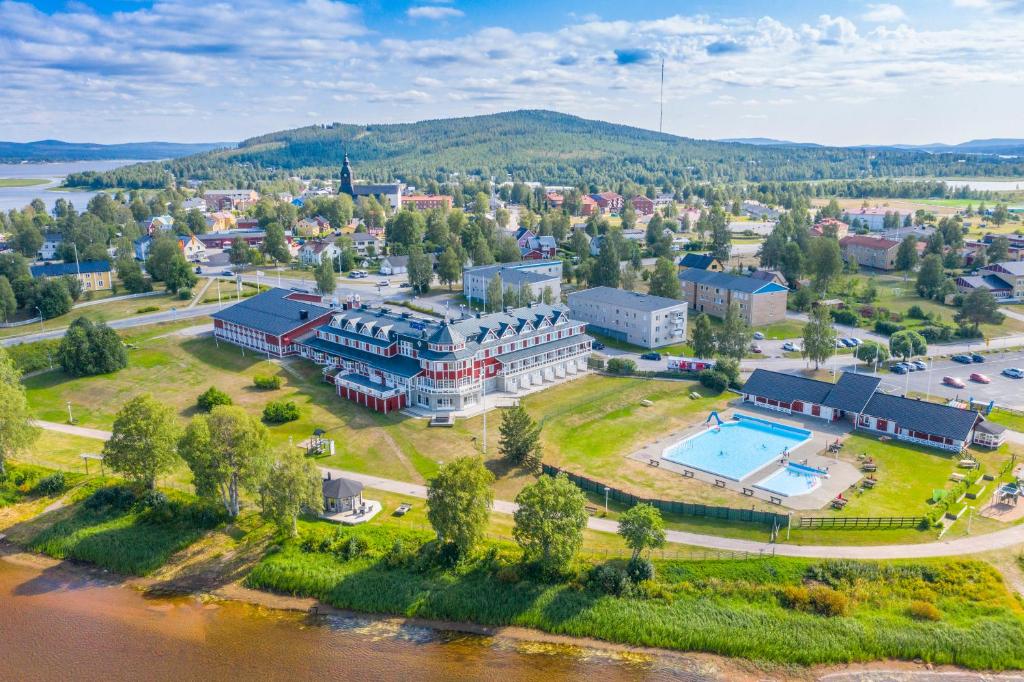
(755, 464, 824, 497)
(662, 414, 812, 481)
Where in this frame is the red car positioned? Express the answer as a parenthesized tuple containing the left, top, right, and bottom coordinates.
(969, 373, 991, 384)
(942, 376, 966, 388)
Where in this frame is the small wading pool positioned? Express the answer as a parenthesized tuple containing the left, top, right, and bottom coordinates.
(755, 463, 827, 497)
(662, 413, 812, 481)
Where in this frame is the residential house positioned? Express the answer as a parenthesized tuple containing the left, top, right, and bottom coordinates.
(181, 198, 207, 212)
(39, 232, 63, 260)
(462, 261, 562, 306)
(146, 215, 174, 235)
(567, 286, 687, 348)
(740, 369, 980, 452)
(748, 269, 787, 286)
(204, 189, 259, 211)
(811, 218, 849, 239)
(677, 253, 725, 272)
(839, 235, 900, 270)
(631, 195, 655, 216)
(678, 268, 788, 325)
(379, 254, 436, 276)
(30, 260, 112, 292)
(133, 235, 153, 261)
(654, 192, 676, 207)
(348, 232, 382, 257)
(579, 195, 598, 216)
(545, 192, 564, 208)
(590, 192, 624, 214)
(298, 240, 341, 267)
(842, 207, 906, 232)
(178, 235, 207, 262)
(296, 216, 331, 238)
(741, 200, 780, 220)
(205, 211, 237, 232)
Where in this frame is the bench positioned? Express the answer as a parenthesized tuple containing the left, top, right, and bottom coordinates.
(832, 498, 848, 510)
(950, 473, 966, 482)
(862, 463, 877, 472)
(742, 488, 754, 496)
(648, 459, 660, 467)
(862, 478, 877, 489)
(585, 505, 599, 516)
(682, 470, 694, 478)
(714, 479, 726, 488)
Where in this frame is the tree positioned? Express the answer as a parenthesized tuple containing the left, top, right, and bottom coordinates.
(178, 405, 271, 518)
(229, 237, 252, 266)
(197, 386, 232, 412)
(34, 278, 73, 318)
(57, 317, 127, 377)
(691, 313, 716, 359)
(164, 256, 197, 294)
(262, 222, 291, 264)
(186, 208, 206, 235)
(145, 235, 183, 282)
(426, 456, 494, 557)
(117, 258, 152, 294)
(802, 305, 837, 370)
(955, 288, 1004, 333)
(715, 301, 752, 360)
(102, 394, 179, 490)
(592, 234, 620, 288)
(437, 245, 462, 290)
(258, 449, 321, 536)
(987, 236, 1010, 263)
(386, 209, 426, 252)
(915, 254, 945, 299)
(512, 473, 587, 574)
(617, 503, 666, 561)
(406, 247, 433, 294)
(855, 340, 890, 365)
(0, 276, 16, 321)
(807, 238, 843, 292)
(498, 405, 542, 471)
(889, 329, 927, 360)
(0, 349, 37, 478)
(485, 274, 504, 312)
(991, 203, 1009, 226)
(647, 257, 681, 299)
(314, 255, 336, 295)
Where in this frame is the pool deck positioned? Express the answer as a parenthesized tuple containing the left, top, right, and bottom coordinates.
(628, 402, 862, 511)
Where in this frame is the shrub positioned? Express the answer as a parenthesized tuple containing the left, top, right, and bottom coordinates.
(808, 585, 849, 617)
(918, 324, 955, 342)
(253, 375, 282, 390)
(495, 564, 522, 584)
(177, 288, 192, 300)
(698, 369, 728, 392)
(587, 356, 606, 370)
(197, 386, 232, 412)
(138, 489, 169, 509)
(84, 485, 137, 512)
(32, 472, 66, 496)
(606, 358, 636, 375)
(874, 320, 904, 336)
(263, 400, 300, 423)
(588, 563, 632, 596)
(907, 304, 928, 320)
(434, 540, 462, 567)
(8, 339, 61, 373)
(908, 600, 941, 621)
(780, 585, 810, 610)
(626, 557, 654, 583)
(384, 539, 413, 568)
(339, 534, 368, 561)
(831, 309, 860, 326)
(135, 305, 159, 314)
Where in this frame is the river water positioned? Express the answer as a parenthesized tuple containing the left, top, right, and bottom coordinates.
(0, 160, 141, 212)
(0, 555, 716, 682)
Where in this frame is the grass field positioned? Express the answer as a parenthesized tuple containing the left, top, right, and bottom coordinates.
(0, 288, 180, 340)
(246, 521, 1024, 669)
(0, 178, 49, 187)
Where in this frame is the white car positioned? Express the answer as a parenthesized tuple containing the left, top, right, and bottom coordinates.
(379, 279, 390, 287)
(782, 341, 801, 352)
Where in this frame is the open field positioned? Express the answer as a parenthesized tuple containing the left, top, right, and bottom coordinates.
(0, 288, 180, 340)
(0, 178, 49, 188)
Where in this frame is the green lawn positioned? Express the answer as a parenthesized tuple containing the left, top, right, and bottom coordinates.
(0, 178, 49, 187)
(986, 408, 1024, 433)
(0, 287, 180, 340)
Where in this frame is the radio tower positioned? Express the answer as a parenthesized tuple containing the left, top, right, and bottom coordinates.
(659, 58, 665, 133)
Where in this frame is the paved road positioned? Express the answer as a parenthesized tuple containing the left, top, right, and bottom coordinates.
(27, 422, 1024, 558)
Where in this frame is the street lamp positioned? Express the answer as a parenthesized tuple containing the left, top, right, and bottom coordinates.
(66, 401, 73, 424)
(34, 306, 44, 334)
(604, 486, 610, 515)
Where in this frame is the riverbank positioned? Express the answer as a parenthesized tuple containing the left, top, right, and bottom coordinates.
(4, 544, 1020, 682)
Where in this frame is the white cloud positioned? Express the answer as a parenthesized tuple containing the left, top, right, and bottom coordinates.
(862, 4, 907, 22)
(407, 6, 464, 20)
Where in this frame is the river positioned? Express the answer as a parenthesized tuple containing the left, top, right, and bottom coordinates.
(0, 160, 142, 212)
(0, 554, 713, 682)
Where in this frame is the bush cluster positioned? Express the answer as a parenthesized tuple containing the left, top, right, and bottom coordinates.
(698, 369, 728, 392)
(253, 375, 282, 390)
(32, 472, 66, 496)
(197, 386, 232, 412)
(874, 320, 905, 336)
(263, 400, 300, 423)
(606, 358, 636, 375)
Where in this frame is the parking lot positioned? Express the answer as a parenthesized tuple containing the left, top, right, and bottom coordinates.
(869, 351, 1024, 408)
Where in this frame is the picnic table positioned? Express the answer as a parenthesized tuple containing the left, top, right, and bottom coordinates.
(394, 503, 412, 516)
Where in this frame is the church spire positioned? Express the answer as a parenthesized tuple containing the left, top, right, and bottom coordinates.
(340, 151, 354, 196)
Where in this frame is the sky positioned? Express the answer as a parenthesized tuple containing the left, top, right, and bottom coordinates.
(2, 0, 1024, 146)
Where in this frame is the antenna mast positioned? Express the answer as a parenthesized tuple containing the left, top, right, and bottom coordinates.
(659, 58, 665, 133)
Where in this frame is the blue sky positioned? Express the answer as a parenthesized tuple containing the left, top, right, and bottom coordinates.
(2, 0, 1023, 145)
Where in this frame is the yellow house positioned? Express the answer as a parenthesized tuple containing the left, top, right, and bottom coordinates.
(30, 260, 113, 292)
(205, 211, 237, 232)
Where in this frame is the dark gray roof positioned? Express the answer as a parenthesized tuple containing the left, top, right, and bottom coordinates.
(958, 275, 1012, 291)
(301, 334, 423, 378)
(322, 476, 363, 499)
(863, 393, 980, 442)
(976, 419, 1007, 436)
(742, 369, 833, 405)
(678, 253, 718, 269)
(569, 286, 684, 312)
(212, 288, 331, 336)
(463, 262, 561, 285)
(427, 322, 466, 347)
(822, 373, 881, 413)
(679, 268, 787, 294)
(986, 261, 1024, 276)
(351, 183, 401, 196)
(498, 334, 586, 363)
(31, 260, 110, 277)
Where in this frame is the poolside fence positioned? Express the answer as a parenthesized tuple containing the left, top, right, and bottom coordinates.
(542, 464, 790, 527)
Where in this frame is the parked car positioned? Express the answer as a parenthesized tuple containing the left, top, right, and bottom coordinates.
(835, 339, 845, 348)
(194, 266, 202, 274)
(399, 282, 412, 288)
(840, 338, 857, 348)
(890, 363, 908, 374)
(220, 270, 233, 276)
(591, 341, 606, 351)
(911, 360, 927, 371)
(906, 362, 920, 372)
(750, 344, 763, 354)
(1001, 367, 1024, 379)
(782, 341, 800, 352)
(378, 279, 390, 287)
(640, 352, 662, 361)
(849, 337, 863, 346)
(971, 353, 985, 363)
(752, 331, 765, 340)
(952, 355, 973, 364)
(943, 376, 966, 388)
(969, 373, 991, 384)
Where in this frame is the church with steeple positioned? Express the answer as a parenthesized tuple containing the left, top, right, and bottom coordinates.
(338, 153, 403, 209)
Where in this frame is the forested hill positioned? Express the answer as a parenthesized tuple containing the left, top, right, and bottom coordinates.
(0, 140, 228, 163)
(65, 110, 1024, 190)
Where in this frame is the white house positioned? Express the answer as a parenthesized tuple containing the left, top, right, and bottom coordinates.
(299, 240, 341, 266)
(39, 232, 63, 260)
(178, 235, 207, 262)
(348, 232, 382, 257)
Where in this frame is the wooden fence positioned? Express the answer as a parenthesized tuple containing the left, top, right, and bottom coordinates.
(798, 516, 925, 529)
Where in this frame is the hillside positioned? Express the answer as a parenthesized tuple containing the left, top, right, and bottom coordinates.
(0, 139, 229, 163)
(64, 110, 1024, 190)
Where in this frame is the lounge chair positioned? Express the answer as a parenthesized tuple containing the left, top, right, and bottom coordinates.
(862, 462, 878, 472)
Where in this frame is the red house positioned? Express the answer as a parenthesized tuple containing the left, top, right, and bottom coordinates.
(590, 192, 624, 214)
(579, 195, 598, 216)
(631, 195, 655, 216)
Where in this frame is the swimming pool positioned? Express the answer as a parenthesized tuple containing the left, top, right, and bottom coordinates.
(755, 463, 825, 497)
(662, 414, 812, 481)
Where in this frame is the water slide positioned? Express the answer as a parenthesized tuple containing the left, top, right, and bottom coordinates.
(704, 411, 723, 426)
